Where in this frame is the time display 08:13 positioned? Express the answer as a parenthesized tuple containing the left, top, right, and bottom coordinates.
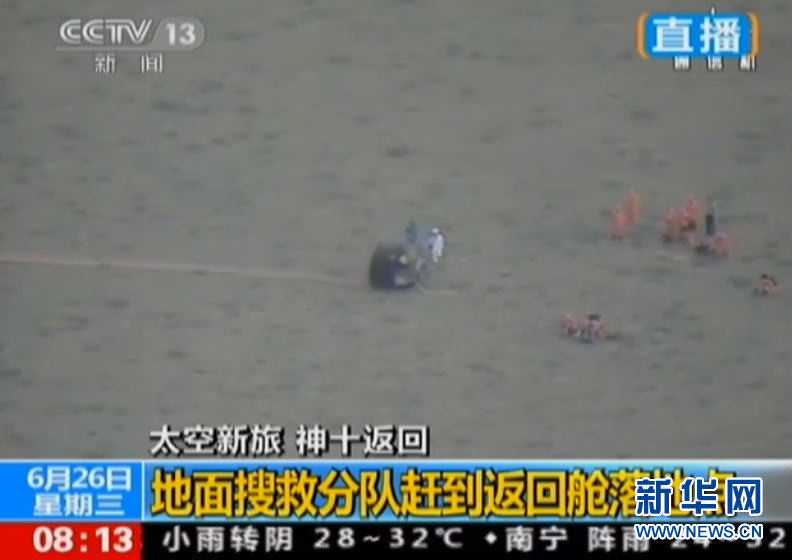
(33, 525, 136, 554)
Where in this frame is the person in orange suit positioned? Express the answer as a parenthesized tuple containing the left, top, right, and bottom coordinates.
(580, 314, 607, 343)
(680, 196, 701, 232)
(611, 204, 628, 240)
(711, 232, 735, 256)
(755, 274, 781, 296)
(623, 190, 644, 229)
(561, 313, 581, 337)
(663, 207, 681, 242)
(692, 231, 735, 257)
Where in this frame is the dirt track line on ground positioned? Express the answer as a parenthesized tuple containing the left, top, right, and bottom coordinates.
(0, 252, 360, 287)
(0, 252, 461, 296)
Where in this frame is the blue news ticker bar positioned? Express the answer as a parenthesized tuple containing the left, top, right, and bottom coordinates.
(1, 460, 791, 523)
(0, 461, 143, 522)
(640, 12, 755, 59)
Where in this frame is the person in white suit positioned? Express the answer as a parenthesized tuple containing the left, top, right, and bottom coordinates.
(425, 227, 445, 264)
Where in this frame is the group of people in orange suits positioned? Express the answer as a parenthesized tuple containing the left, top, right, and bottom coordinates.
(563, 190, 782, 343)
(661, 195, 736, 257)
(610, 191, 736, 257)
(561, 313, 608, 343)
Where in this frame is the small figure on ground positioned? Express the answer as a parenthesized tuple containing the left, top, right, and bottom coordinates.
(425, 227, 445, 264)
(692, 231, 735, 257)
(755, 274, 781, 296)
(579, 314, 607, 343)
(611, 191, 644, 240)
(711, 232, 735, 256)
(663, 207, 681, 242)
(623, 190, 644, 229)
(680, 196, 701, 232)
(662, 196, 704, 243)
(611, 204, 628, 240)
(561, 313, 581, 337)
(561, 313, 609, 343)
(405, 221, 419, 245)
(705, 201, 718, 237)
